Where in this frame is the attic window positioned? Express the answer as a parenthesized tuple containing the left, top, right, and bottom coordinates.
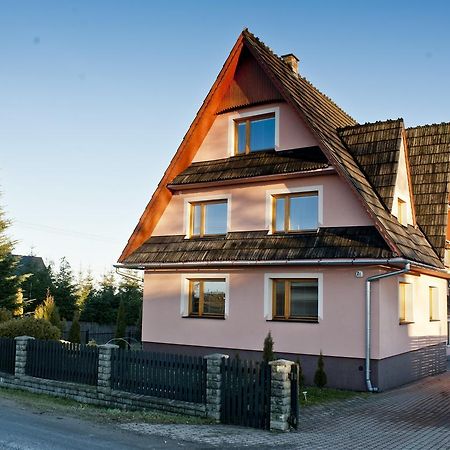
(397, 198, 407, 226)
(235, 113, 275, 154)
(189, 200, 227, 237)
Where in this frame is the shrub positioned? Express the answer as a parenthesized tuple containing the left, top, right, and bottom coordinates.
(34, 294, 62, 331)
(314, 351, 327, 388)
(0, 317, 60, 340)
(296, 357, 305, 388)
(262, 331, 274, 363)
(68, 313, 81, 343)
(0, 307, 12, 323)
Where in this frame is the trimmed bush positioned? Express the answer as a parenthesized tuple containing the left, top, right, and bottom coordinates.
(262, 331, 274, 363)
(314, 351, 327, 388)
(68, 313, 81, 343)
(0, 317, 60, 340)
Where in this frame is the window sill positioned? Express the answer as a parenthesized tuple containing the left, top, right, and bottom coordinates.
(399, 321, 414, 325)
(183, 315, 226, 320)
(429, 319, 440, 322)
(267, 318, 319, 324)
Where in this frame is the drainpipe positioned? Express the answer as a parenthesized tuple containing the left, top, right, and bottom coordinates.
(365, 263, 410, 392)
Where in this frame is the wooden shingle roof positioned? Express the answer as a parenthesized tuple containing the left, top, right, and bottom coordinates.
(241, 30, 442, 267)
(124, 227, 394, 266)
(407, 123, 450, 259)
(170, 148, 329, 186)
(339, 120, 403, 210)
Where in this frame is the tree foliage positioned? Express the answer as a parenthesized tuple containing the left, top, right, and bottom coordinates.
(52, 257, 77, 321)
(262, 331, 275, 363)
(34, 292, 62, 331)
(314, 351, 327, 388)
(68, 313, 81, 344)
(115, 299, 127, 348)
(0, 203, 23, 313)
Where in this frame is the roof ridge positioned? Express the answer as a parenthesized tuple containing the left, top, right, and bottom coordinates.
(407, 121, 450, 131)
(242, 29, 357, 124)
(338, 118, 404, 133)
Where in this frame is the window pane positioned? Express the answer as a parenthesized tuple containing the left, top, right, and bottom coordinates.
(204, 202, 227, 235)
(274, 280, 285, 317)
(290, 280, 318, 318)
(289, 194, 318, 231)
(250, 117, 275, 151)
(275, 197, 285, 232)
(203, 280, 226, 316)
(190, 281, 200, 315)
(237, 122, 246, 154)
(192, 204, 201, 236)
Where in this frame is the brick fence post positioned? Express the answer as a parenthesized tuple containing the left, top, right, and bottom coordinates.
(97, 344, 119, 399)
(204, 353, 229, 422)
(14, 336, 35, 378)
(269, 359, 296, 432)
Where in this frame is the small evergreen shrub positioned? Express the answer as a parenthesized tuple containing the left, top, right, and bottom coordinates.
(262, 331, 274, 363)
(0, 317, 60, 340)
(314, 351, 327, 388)
(34, 294, 62, 331)
(68, 313, 81, 343)
(0, 307, 13, 323)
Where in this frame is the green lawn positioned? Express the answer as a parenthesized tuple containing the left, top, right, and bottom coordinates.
(0, 387, 213, 425)
(299, 386, 367, 407)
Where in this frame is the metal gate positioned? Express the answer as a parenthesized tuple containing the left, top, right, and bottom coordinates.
(220, 358, 271, 429)
(289, 363, 299, 429)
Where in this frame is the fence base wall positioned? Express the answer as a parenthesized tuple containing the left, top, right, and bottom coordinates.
(0, 372, 206, 417)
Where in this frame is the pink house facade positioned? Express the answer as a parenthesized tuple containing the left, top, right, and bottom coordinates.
(118, 31, 450, 391)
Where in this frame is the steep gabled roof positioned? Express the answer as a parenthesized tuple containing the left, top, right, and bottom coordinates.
(169, 148, 329, 187)
(120, 29, 442, 268)
(241, 30, 441, 267)
(407, 123, 450, 259)
(339, 120, 403, 210)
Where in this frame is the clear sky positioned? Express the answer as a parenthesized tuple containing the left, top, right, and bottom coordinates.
(1, 0, 449, 278)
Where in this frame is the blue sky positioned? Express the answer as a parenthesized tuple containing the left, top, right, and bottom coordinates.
(1, 0, 449, 278)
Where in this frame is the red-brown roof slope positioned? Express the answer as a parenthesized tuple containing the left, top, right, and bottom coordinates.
(407, 123, 450, 259)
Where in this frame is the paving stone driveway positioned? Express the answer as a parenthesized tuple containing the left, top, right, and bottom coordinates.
(122, 370, 450, 449)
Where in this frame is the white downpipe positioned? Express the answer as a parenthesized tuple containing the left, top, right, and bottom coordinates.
(364, 263, 410, 392)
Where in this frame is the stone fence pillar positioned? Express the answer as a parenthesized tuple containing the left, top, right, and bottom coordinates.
(14, 336, 35, 378)
(97, 344, 119, 399)
(269, 359, 296, 432)
(204, 353, 229, 422)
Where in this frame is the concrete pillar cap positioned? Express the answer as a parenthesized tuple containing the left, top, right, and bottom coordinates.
(204, 353, 229, 360)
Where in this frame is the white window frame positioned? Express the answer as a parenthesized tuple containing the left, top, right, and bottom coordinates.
(183, 194, 231, 238)
(227, 106, 280, 156)
(428, 286, 439, 321)
(180, 273, 230, 319)
(263, 272, 323, 321)
(398, 278, 414, 324)
(265, 185, 323, 233)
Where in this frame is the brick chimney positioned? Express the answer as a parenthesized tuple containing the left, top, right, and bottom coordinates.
(281, 53, 299, 74)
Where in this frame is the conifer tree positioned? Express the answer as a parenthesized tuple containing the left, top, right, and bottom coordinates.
(314, 351, 327, 388)
(68, 312, 81, 344)
(115, 299, 127, 349)
(0, 199, 23, 313)
(53, 257, 77, 320)
(262, 331, 275, 363)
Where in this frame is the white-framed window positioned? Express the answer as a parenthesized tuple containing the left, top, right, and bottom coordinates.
(180, 274, 230, 319)
(428, 286, 439, 321)
(399, 281, 414, 324)
(398, 198, 407, 226)
(183, 194, 231, 238)
(264, 272, 323, 322)
(266, 186, 323, 233)
(228, 106, 280, 156)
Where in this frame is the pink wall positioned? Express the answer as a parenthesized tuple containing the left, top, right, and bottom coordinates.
(143, 266, 381, 358)
(153, 174, 373, 235)
(192, 102, 318, 162)
(377, 273, 447, 359)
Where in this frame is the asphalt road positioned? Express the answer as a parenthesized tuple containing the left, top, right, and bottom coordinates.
(0, 395, 203, 450)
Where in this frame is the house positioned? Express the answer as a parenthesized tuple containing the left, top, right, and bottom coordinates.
(117, 30, 450, 391)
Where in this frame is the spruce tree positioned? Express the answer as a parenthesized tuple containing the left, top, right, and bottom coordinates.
(262, 331, 274, 363)
(52, 257, 77, 320)
(68, 312, 81, 344)
(0, 200, 23, 313)
(115, 299, 127, 349)
(314, 351, 327, 388)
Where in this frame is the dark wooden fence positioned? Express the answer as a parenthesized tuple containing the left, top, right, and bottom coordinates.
(26, 339, 99, 386)
(0, 337, 16, 374)
(220, 358, 272, 429)
(111, 349, 207, 403)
